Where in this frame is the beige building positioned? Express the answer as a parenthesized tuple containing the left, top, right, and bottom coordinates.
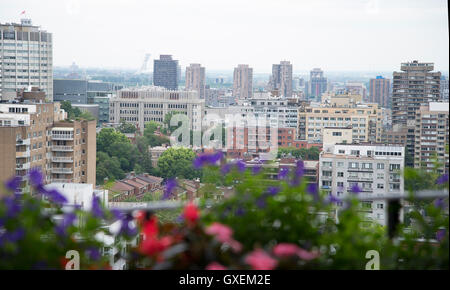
(271, 61, 293, 98)
(185, 63, 206, 99)
(414, 102, 449, 174)
(233, 64, 253, 99)
(298, 96, 382, 143)
(323, 126, 353, 149)
(0, 19, 53, 101)
(0, 89, 96, 192)
(109, 86, 204, 133)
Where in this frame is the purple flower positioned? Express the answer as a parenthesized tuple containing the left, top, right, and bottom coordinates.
(350, 184, 361, 195)
(86, 247, 101, 261)
(208, 151, 223, 164)
(307, 183, 318, 195)
(46, 189, 68, 205)
(256, 196, 267, 208)
(436, 174, 449, 185)
(220, 163, 232, 175)
(235, 206, 246, 216)
(327, 194, 342, 204)
(162, 178, 177, 200)
(295, 160, 304, 178)
(91, 195, 104, 218)
(278, 167, 289, 180)
(434, 198, 445, 210)
(28, 167, 44, 187)
(55, 212, 77, 236)
(176, 214, 185, 223)
(4, 176, 22, 192)
(111, 208, 124, 220)
(436, 228, 447, 242)
(7, 228, 25, 242)
(118, 214, 137, 237)
(252, 164, 262, 175)
(4, 196, 21, 218)
(267, 186, 280, 196)
(236, 159, 246, 173)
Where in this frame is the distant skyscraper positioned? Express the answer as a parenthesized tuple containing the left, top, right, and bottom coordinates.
(309, 68, 327, 101)
(233, 64, 253, 99)
(271, 61, 293, 98)
(440, 76, 449, 102)
(0, 19, 53, 101)
(369, 76, 391, 108)
(153, 55, 179, 90)
(392, 60, 441, 126)
(185, 63, 206, 99)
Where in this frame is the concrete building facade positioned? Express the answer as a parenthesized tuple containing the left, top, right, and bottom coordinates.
(153, 55, 178, 90)
(185, 63, 206, 99)
(0, 19, 53, 101)
(233, 64, 253, 99)
(271, 61, 293, 98)
(369, 76, 391, 108)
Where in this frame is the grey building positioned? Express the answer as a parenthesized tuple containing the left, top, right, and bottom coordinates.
(153, 55, 179, 90)
(53, 79, 88, 104)
(53, 79, 115, 125)
(440, 76, 449, 102)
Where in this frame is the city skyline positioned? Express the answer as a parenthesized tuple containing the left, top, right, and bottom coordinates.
(0, 0, 448, 72)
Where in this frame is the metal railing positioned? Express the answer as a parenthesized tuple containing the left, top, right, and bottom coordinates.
(109, 190, 448, 240)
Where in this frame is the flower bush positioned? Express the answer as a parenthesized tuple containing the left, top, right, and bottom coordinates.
(0, 152, 448, 270)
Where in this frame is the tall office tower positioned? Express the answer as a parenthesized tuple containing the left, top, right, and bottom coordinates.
(153, 55, 179, 90)
(0, 88, 97, 190)
(414, 102, 449, 174)
(271, 61, 293, 98)
(185, 63, 206, 99)
(440, 76, 449, 102)
(233, 64, 253, 99)
(369, 76, 391, 108)
(392, 60, 441, 126)
(309, 68, 327, 101)
(0, 19, 53, 101)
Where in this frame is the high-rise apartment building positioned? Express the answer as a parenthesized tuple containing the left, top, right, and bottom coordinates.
(319, 143, 405, 226)
(0, 19, 53, 101)
(153, 55, 178, 90)
(271, 61, 293, 98)
(440, 76, 449, 102)
(0, 88, 96, 190)
(414, 102, 449, 174)
(185, 63, 206, 99)
(233, 64, 253, 99)
(369, 76, 391, 108)
(309, 68, 327, 101)
(298, 94, 382, 143)
(109, 86, 204, 133)
(392, 61, 441, 126)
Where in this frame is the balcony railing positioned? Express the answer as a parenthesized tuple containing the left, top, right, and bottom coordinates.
(52, 134, 74, 140)
(51, 168, 73, 174)
(51, 157, 73, 163)
(16, 162, 30, 170)
(16, 138, 31, 146)
(16, 150, 31, 158)
(51, 146, 74, 151)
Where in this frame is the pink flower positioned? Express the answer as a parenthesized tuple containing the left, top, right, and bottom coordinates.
(245, 249, 278, 270)
(205, 222, 242, 253)
(184, 202, 200, 225)
(297, 248, 320, 261)
(205, 222, 233, 243)
(206, 262, 227, 270)
(273, 243, 301, 258)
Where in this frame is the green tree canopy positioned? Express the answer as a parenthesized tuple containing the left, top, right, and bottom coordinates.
(118, 121, 137, 133)
(157, 147, 200, 179)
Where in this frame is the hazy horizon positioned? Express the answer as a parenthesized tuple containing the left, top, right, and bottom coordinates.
(2, 0, 448, 73)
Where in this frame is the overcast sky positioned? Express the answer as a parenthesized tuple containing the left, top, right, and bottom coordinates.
(1, 0, 448, 73)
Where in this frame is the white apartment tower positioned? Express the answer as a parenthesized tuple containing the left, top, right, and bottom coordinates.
(0, 19, 53, 101)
